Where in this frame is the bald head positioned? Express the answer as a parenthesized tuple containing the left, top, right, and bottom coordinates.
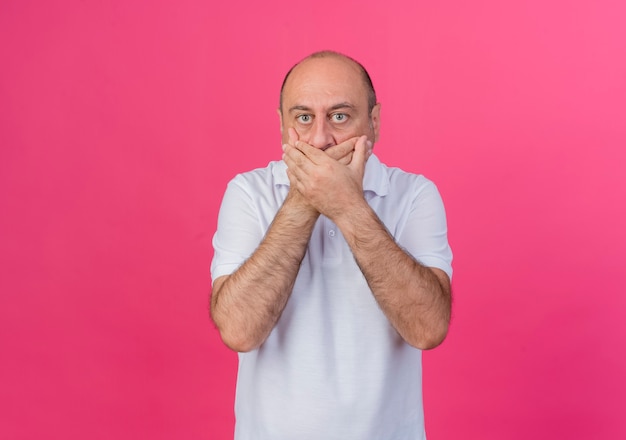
(277, 50, 381, 149)
(279, 51, 377, 114)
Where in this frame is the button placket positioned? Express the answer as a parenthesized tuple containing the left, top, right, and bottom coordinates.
(321, 217, 342, 263)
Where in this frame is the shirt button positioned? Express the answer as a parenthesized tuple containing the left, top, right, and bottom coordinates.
(328, 230, 336, 237)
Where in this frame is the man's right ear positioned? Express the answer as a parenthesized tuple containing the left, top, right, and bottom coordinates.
(277, 108, 283, 135)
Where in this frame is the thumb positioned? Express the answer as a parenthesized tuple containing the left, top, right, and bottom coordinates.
(349, 136, 371, 173)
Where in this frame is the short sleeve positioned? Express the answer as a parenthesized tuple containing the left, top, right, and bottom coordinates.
(210, 177, 265, 284)
(398, 180, 453, 280)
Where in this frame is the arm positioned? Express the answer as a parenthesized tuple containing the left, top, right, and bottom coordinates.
(283, 138, 451, 349)
(210, 190, 318, 352)
(335, 200, 451, 349)
(210, 136, 361, 352)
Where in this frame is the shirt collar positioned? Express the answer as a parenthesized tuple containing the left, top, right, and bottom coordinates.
(273, 153, 389, 197)
(363, 154, 389, 196)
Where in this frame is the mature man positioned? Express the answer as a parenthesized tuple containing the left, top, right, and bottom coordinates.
(210, 51, 453, 439)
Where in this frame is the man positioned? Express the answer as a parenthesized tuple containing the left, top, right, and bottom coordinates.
(210, 51, 453, 439)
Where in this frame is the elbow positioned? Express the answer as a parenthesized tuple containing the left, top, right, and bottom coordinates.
(218, 330, 261, 353)
(210, 292, 261, 353)
(414, 331, 447, 350)
(410, 321, 449, 351)
(211, 313, 264, 353)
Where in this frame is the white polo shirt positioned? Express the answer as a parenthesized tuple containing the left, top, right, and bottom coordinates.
(211, 154, 452, 440)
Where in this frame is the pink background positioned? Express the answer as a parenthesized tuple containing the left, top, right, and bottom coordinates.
(1, 0, 625, 438)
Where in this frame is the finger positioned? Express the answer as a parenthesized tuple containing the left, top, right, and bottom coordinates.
(365, 137, 373, 160)
(294, 140, 326, 165)
(325, 136, 359, 161)
(325, 142, 354, 161)
(285, 166, 299, 186)
(288, 127, 299, 146)
(285, 168, 308, 198)
(283, 142, 312, 179)
(283, 151, 304, 186)
(349, 136, 370, 173)
(337, 151, 353, 166)
(282, 143, 301, 168)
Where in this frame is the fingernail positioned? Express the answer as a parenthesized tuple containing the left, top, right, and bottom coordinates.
(282, 144, 288, 152)
(367, 140, 372, 148)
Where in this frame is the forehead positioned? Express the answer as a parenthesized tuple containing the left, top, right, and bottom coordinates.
(282, 56, 368, 109)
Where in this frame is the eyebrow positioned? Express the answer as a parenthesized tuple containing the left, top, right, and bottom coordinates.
(288, 102, 356, 113)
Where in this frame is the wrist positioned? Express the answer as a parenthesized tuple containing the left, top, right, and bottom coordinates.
(284, 189, 320, 220)
(333, 197, 371, 232)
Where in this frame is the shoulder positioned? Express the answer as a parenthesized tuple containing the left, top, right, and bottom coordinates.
(227, 160, 288, 194)
(370, 156, 439, 198)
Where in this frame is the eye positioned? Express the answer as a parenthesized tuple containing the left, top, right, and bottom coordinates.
(330, 113, 349, 123)
(296, 114, 312, 124)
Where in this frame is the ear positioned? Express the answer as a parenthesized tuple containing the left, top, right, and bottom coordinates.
(370, 103, 381, 142)
(277, 108, 284, 135)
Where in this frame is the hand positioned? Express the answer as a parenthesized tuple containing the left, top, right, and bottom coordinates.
(285, 128, 358, 164)
(281, 128, 361, 216)
(280, 129, 320, 217)
(282, 132, 372, 221)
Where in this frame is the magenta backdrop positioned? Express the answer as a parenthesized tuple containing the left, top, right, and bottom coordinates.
(1, 0, 625, 439)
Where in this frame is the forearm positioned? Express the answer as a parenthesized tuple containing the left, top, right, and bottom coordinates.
(211, 192, 318, 352)
(335, 200, 451, 350)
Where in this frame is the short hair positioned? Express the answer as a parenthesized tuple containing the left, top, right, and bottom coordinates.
(279, 50, 377, 114)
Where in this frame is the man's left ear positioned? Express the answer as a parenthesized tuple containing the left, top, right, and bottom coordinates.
(370, 103, 381, 142)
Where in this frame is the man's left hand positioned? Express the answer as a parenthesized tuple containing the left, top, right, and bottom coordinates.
(282, 134, 372, 221)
